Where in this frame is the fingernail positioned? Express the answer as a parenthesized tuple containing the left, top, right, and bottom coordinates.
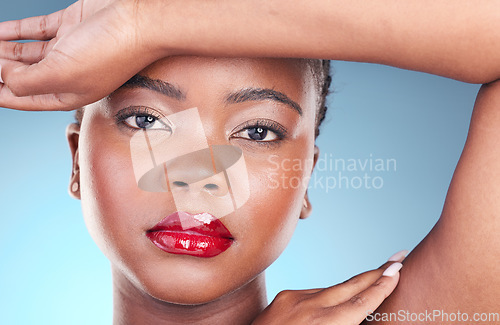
(383, 262, 403, 277)
(387, 249, 409, 262)
(0, 64, 3, 83)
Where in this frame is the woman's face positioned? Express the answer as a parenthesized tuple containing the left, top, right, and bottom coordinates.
(71, 57, 318, 304)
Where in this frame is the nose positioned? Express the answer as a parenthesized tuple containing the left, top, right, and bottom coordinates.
(136, 144, 244, 198)
(164, 145, 243, 198)
(135, 144, 249, 217)
(167, 148, 229, 197)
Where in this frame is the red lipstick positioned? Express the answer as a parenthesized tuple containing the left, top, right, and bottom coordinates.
(146, 211, 233, 257)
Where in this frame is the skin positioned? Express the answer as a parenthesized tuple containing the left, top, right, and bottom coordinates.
(2, 0, 500, 110)
(66, 56, 402, 324)
(3, 0, 500, 323)
(70, 57, 318, 323)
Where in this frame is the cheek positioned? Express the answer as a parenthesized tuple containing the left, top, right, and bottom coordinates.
(237, 145, 314, 267)
(78, 124, 169, 264)
(79, 131, 132, 254)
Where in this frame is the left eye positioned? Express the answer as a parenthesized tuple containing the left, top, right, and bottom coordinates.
(124, 115, 171, 131)
(234, 127, 278, 142)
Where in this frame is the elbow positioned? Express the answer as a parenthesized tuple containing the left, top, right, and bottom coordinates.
(456, 64, 500, 85)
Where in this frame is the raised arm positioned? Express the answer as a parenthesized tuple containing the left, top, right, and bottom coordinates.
(150, 0, 500, 83)
(366, 80, 500, 324)
(1, 0, 500, 110)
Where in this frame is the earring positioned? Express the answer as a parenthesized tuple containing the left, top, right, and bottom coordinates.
(303, 198, 308, 208)
(71, 182, 79, 193)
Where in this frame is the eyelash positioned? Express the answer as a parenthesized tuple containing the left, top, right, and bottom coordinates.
(231, 119, 288, 145)
(114, 106, 165, 131)
(114, 108, 288, 146)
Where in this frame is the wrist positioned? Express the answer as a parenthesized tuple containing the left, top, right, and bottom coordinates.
(131, 0, 188, 58)
(131, 0, 269, 58)
(114, 0, 176, 63)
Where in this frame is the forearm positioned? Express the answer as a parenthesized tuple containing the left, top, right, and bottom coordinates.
(143, 0, 500, 83)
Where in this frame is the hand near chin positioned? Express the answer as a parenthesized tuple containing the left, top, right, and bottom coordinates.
(252, 261, 403, 325)
(0, 0, 159, 111)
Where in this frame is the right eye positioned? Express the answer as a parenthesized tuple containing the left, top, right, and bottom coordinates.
(115, 106, 173, 134)
(232, 126, 279, 142)
(123, 115, 171, 131)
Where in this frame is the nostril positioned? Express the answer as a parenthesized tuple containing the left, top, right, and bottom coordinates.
(172, 181, 189, 187)
(204, 183, 219, 191)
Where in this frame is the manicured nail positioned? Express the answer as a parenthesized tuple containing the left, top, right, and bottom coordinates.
(387, 249, 409, 262)
(383, 262, 403, 277)
(0, 64, 3, 83)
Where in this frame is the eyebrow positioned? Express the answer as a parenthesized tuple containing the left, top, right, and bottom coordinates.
(119, 75, 186, 100)
(225, 88, 303, 116)
(117, 77, 302, 115)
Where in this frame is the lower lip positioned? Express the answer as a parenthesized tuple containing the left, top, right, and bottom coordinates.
(146, 231, 233, 258)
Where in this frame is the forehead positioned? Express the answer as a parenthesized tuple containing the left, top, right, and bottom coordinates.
(135, 57, 316, 105)
(143, 56, 311, 82)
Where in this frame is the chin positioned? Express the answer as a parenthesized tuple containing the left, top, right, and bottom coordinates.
(143, 279, 247, 306)
(118, 262, 248, 306)
(150, 290, 225, 306)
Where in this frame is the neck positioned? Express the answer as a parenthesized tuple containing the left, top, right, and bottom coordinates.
(111, 267, 268, 325)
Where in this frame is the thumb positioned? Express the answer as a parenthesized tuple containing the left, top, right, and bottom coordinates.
(0, 55, 73, 98)
(0, 58, 90, 111)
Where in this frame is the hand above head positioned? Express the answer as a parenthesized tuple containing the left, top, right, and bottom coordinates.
(2, 0, 500, 111)
(252, 251, 407, 325)
(0, 0, 161, 111)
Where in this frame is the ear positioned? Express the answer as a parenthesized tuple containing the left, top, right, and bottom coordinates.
(66, 123, 81, 200)
(300, 146, 320, 219)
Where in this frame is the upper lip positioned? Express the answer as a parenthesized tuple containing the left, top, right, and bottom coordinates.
(147, 211, 233, 239)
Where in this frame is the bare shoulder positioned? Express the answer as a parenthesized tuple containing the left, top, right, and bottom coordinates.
(365, 80, 500, 325)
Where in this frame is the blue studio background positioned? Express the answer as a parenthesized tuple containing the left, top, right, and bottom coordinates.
(0, 1, 480, 324)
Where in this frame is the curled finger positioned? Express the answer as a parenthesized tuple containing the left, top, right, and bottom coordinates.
(0, 40, 54, 63)
(326, 263, 402, 325)
(313, 250, 408, 306)
(0, 56, 78, 99)
(0, 10, 64, 41)
(0, 83, 81, 111)
(313, 268, 385, 306)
